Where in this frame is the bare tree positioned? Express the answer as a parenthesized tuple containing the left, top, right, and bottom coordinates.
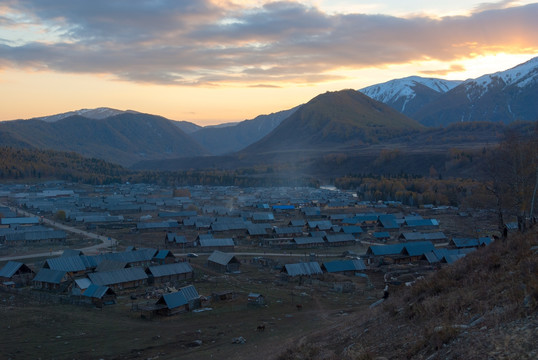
(483, 124, 538, 233)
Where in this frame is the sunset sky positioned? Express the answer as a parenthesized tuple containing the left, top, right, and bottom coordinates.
(1, 0, 537, 125)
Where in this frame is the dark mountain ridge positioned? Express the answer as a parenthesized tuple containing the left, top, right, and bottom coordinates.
(0, 113, 209, 166)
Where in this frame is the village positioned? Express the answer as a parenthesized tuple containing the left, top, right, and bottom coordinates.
(0, 181, 499, 358)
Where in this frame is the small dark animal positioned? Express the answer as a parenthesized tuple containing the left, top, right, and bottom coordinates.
(256, 324, 265, 332)
(296, 304, 303, 311)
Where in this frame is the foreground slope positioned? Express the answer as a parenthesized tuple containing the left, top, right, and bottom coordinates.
(243, 89, 423, 155)
(0, 113, 209, 166)
(278, 229, 538, 359)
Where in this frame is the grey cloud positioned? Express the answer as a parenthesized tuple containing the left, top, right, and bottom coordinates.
(1, 1, 537, 85)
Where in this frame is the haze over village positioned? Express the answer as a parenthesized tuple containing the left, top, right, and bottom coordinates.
(0, 1, 537, 359)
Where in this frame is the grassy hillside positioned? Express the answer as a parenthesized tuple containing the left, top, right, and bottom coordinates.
(278, 229, 538, 359)
(244, 89, 423, 154)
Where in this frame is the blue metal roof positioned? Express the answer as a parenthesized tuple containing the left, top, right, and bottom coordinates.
(33, 268, 67, 284)
(405, 219, 439, 227)
(323, 259, 366, 273)
(367, 243, 405, 256)
(83, 284, 112, 299)
(160, 291, 188, 309)
(373, 232, 390, 239)
(402, 241, 435, 256)
(45, 256, 87, 272)
(0, 261, 26, 278)
(341, 226, 363, 234)
(378, 215, 399, 229)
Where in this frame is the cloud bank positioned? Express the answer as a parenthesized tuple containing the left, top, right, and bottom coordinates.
(1, 0, 537, 86)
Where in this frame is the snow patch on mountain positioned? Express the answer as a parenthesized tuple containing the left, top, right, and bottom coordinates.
(360, 76, 461, 103)
(462, 56, 538, 100)
(37, 107, 139, 122)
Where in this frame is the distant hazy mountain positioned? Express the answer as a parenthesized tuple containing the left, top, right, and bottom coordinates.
(359, 76, 461, 117)
(190, 107, 299, 155)
(171, 120, 203, 134)
(414, 57, 538, 126)
(243, 89, 422, 155)
(0, 113, 208, 166)
(35, 107, 140, 122)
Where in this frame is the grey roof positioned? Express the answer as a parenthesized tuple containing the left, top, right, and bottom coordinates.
(252, 212, 275, 221)
(289, 219, 306, 227)
(0, 217, 40, 225)
(322, 259, 366, 273)
(88, 267, 148, 286)
(450, 238, 480, 248)
(83, 284, 113, 299)
(4, 230, 67, 242)
(273, 226, 303, 235)
(247, 224, 269, 236)
(325, 234, 355, 243)
(95, 260, 128, 272)
(45, 256, 87, 272)
(307, 220, 333, 230)
(200, 238, 235, 247)
(148, 262, 193, 277)
(137, 221, 178, 230)
(154, 249, 174, 260)
(293, 236, 325, 245)
(400, 232, 447, 241)
(302, 207, 321, 216)
(157, 285, 200, 309)
(0, 261, 29, 278)
(74, 278, 92, 290)
(180, 285, 200, 301)
(159, 211, 197, 218)
(33, 268, 67, 284)
(207, 250, 238, 265)
(89, 248, 157, 266)
(284, 262, 322, 276)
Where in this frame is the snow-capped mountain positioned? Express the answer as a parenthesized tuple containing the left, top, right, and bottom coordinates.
(414, 56, 538, 126)
(36, 107, 139, 122)
(461, 57, 538, 102)
(359, 76, 462, 116)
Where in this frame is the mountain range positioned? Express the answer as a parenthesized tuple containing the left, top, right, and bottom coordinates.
(360, 56, 538, 126)
(1, 56, 537, 169)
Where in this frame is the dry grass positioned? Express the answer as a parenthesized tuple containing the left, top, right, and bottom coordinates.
(277, 228, 538, 359)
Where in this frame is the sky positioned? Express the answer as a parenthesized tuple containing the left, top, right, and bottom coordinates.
(1, 0, 537, 125)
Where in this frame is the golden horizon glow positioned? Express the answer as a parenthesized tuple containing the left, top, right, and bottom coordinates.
(1, 1, 537, 126)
